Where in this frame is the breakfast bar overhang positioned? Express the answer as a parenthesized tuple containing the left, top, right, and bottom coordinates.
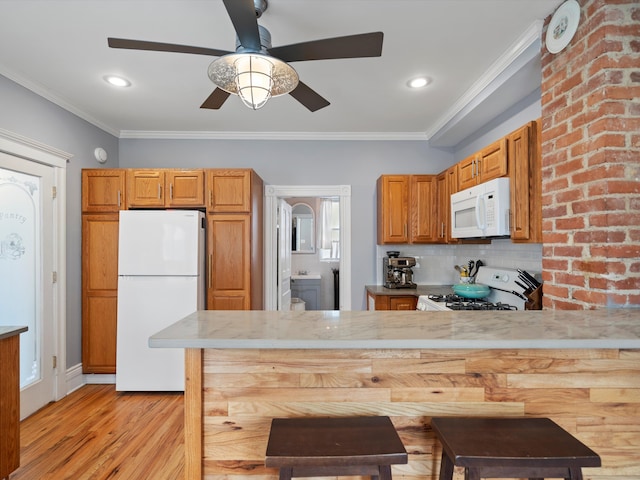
(150, 309, 640, 480)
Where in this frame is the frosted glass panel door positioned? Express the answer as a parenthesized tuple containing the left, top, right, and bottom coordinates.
(0, 153, 55, 418)
(0, 167, 40, 387)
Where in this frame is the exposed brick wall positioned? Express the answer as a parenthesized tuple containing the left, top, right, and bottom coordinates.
(540, 0, 640, 309)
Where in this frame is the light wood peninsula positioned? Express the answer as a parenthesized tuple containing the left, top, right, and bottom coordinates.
(150, 310, 640, 480)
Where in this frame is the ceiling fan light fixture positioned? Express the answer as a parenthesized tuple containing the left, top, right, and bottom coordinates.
(234, 55, 273, 110)
(208, 53, 299, 110)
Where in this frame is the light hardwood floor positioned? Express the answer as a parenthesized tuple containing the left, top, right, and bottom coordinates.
(11, 384, 184, 480)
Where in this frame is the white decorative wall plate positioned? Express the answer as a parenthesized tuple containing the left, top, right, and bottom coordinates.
(546, 0, 581, 54)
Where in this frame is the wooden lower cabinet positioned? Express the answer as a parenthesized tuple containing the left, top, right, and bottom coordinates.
(0, 333, 20, 479)
(207, 214, 252, 310)
(82, 214, 119, 373)
(367, 292, 417, 310)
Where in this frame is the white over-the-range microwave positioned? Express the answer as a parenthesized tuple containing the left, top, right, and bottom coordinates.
(450, 177, 510, 239)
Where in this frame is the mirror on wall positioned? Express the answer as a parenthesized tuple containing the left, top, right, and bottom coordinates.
(292, 203, 315, 253)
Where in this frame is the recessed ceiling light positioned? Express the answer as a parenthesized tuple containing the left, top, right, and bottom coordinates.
(104, 75, 131, 87)
(407, 76, 431, 89)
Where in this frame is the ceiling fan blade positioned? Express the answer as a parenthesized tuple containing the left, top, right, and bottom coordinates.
(200, 89, 231, 109)
(222, 0, 261, 51)
(108, 38, 231, 57)
(268, 32, 383, 62)
(289, 82, 330, 112)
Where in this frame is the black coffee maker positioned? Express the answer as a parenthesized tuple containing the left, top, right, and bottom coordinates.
(383, 251, 417, 289)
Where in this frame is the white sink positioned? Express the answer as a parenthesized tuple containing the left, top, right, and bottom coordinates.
(291, 274, 321, 280)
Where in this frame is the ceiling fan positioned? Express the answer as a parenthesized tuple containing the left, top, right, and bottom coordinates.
(108, 0, 383, 111)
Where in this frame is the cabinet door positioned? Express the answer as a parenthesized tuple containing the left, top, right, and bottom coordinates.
(207, 170, 251, 213)
(508, 121, 542, 242)
(389, 296, 417, 310)
(127, 170, 165, 207)
(436, 172, 448, 242)
(166, 169, 205, 207)
(207, 214, 251, 309)
(377, 175, 409, 244)
(367, 293, 390, 310)
(82, 169, 125, 212)
(478, 138, 507, 182)
(410, 175, 437, 243)
(82, 214, 119, 373)
(458, 155, 478, 190)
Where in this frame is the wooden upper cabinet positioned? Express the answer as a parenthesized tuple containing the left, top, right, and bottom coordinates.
(457, 138, 507, 190)
(126, 169, 205, 208)
(166, 170, 205, 207)
(435, 165, 458, 244)
(478, 138, 508, 182)
(127, 169, 166, 207)
(508, 120, 542, 243)
(377, 175, 409, 244)
(410, 175, 437, 243)
(82, 169, 125, 212)
(207, 169, 252, 213)
(377, 175, 438, 245)
(457, 154, 478, 191)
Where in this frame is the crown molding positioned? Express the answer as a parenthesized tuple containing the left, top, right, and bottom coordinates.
(0, 65, 120, 138)
(117, 130, 429, 141)
(425, 19, 544, 142)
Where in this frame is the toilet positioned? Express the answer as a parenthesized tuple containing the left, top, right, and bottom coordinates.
(290, 298, 306, 311)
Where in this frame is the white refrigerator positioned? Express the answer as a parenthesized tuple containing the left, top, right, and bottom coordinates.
(116, 210, 205, 391)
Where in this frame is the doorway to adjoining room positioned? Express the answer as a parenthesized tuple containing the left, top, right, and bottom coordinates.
(264, 185, 351, 311)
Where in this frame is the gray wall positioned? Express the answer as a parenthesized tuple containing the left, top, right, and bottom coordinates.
(0, 75, 119, 367)
(119, 139, 455, 310)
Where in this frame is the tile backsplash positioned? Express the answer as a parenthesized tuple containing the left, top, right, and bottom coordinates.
(376, 240, 542, 285)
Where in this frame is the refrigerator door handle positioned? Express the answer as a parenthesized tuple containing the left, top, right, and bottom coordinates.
(208, 253, 213, 288)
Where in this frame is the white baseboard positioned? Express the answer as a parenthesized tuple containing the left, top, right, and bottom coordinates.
(65, 363, 115, 395)
(65, 363, 84, 394)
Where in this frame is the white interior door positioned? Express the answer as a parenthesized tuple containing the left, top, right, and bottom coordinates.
(278, 200, 292, 310)
(0, 152, 55, 418)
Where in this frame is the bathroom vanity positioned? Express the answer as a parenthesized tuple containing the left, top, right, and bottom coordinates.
(290, 275, 321, 310)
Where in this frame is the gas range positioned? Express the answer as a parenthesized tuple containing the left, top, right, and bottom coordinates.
(416, 266, 530, 312)
(419, 294, 518, 311)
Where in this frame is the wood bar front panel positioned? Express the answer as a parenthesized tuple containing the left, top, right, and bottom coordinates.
(190, 348, 640, 480)
(0, 335, 20, 478)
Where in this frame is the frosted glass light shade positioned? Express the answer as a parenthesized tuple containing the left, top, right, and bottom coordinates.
(208, 53, 299, 110)
(234, 55, 273, 110)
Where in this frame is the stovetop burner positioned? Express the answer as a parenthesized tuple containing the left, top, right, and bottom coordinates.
(428, 294, 467, 303)
(445, 300, 517, 311)
(427, 293, 518, 311)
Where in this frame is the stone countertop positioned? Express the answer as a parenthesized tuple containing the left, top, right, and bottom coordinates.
(0, 326, 28, 340)
(365, 284, 453, 296)
(149, 309, 640, 350)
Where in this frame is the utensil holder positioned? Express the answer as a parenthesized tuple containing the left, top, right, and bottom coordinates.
(524, 286, 542, 310)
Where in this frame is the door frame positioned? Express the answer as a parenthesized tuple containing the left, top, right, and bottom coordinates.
(0, 128, 69, 405)
(264, 185, 351, 310)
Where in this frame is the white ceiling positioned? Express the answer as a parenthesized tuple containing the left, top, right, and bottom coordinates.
(0, 0, 562, 145)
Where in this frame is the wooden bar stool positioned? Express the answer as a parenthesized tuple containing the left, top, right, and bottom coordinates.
(265, 416, 408, 480)
(431, 417, 601, 480)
